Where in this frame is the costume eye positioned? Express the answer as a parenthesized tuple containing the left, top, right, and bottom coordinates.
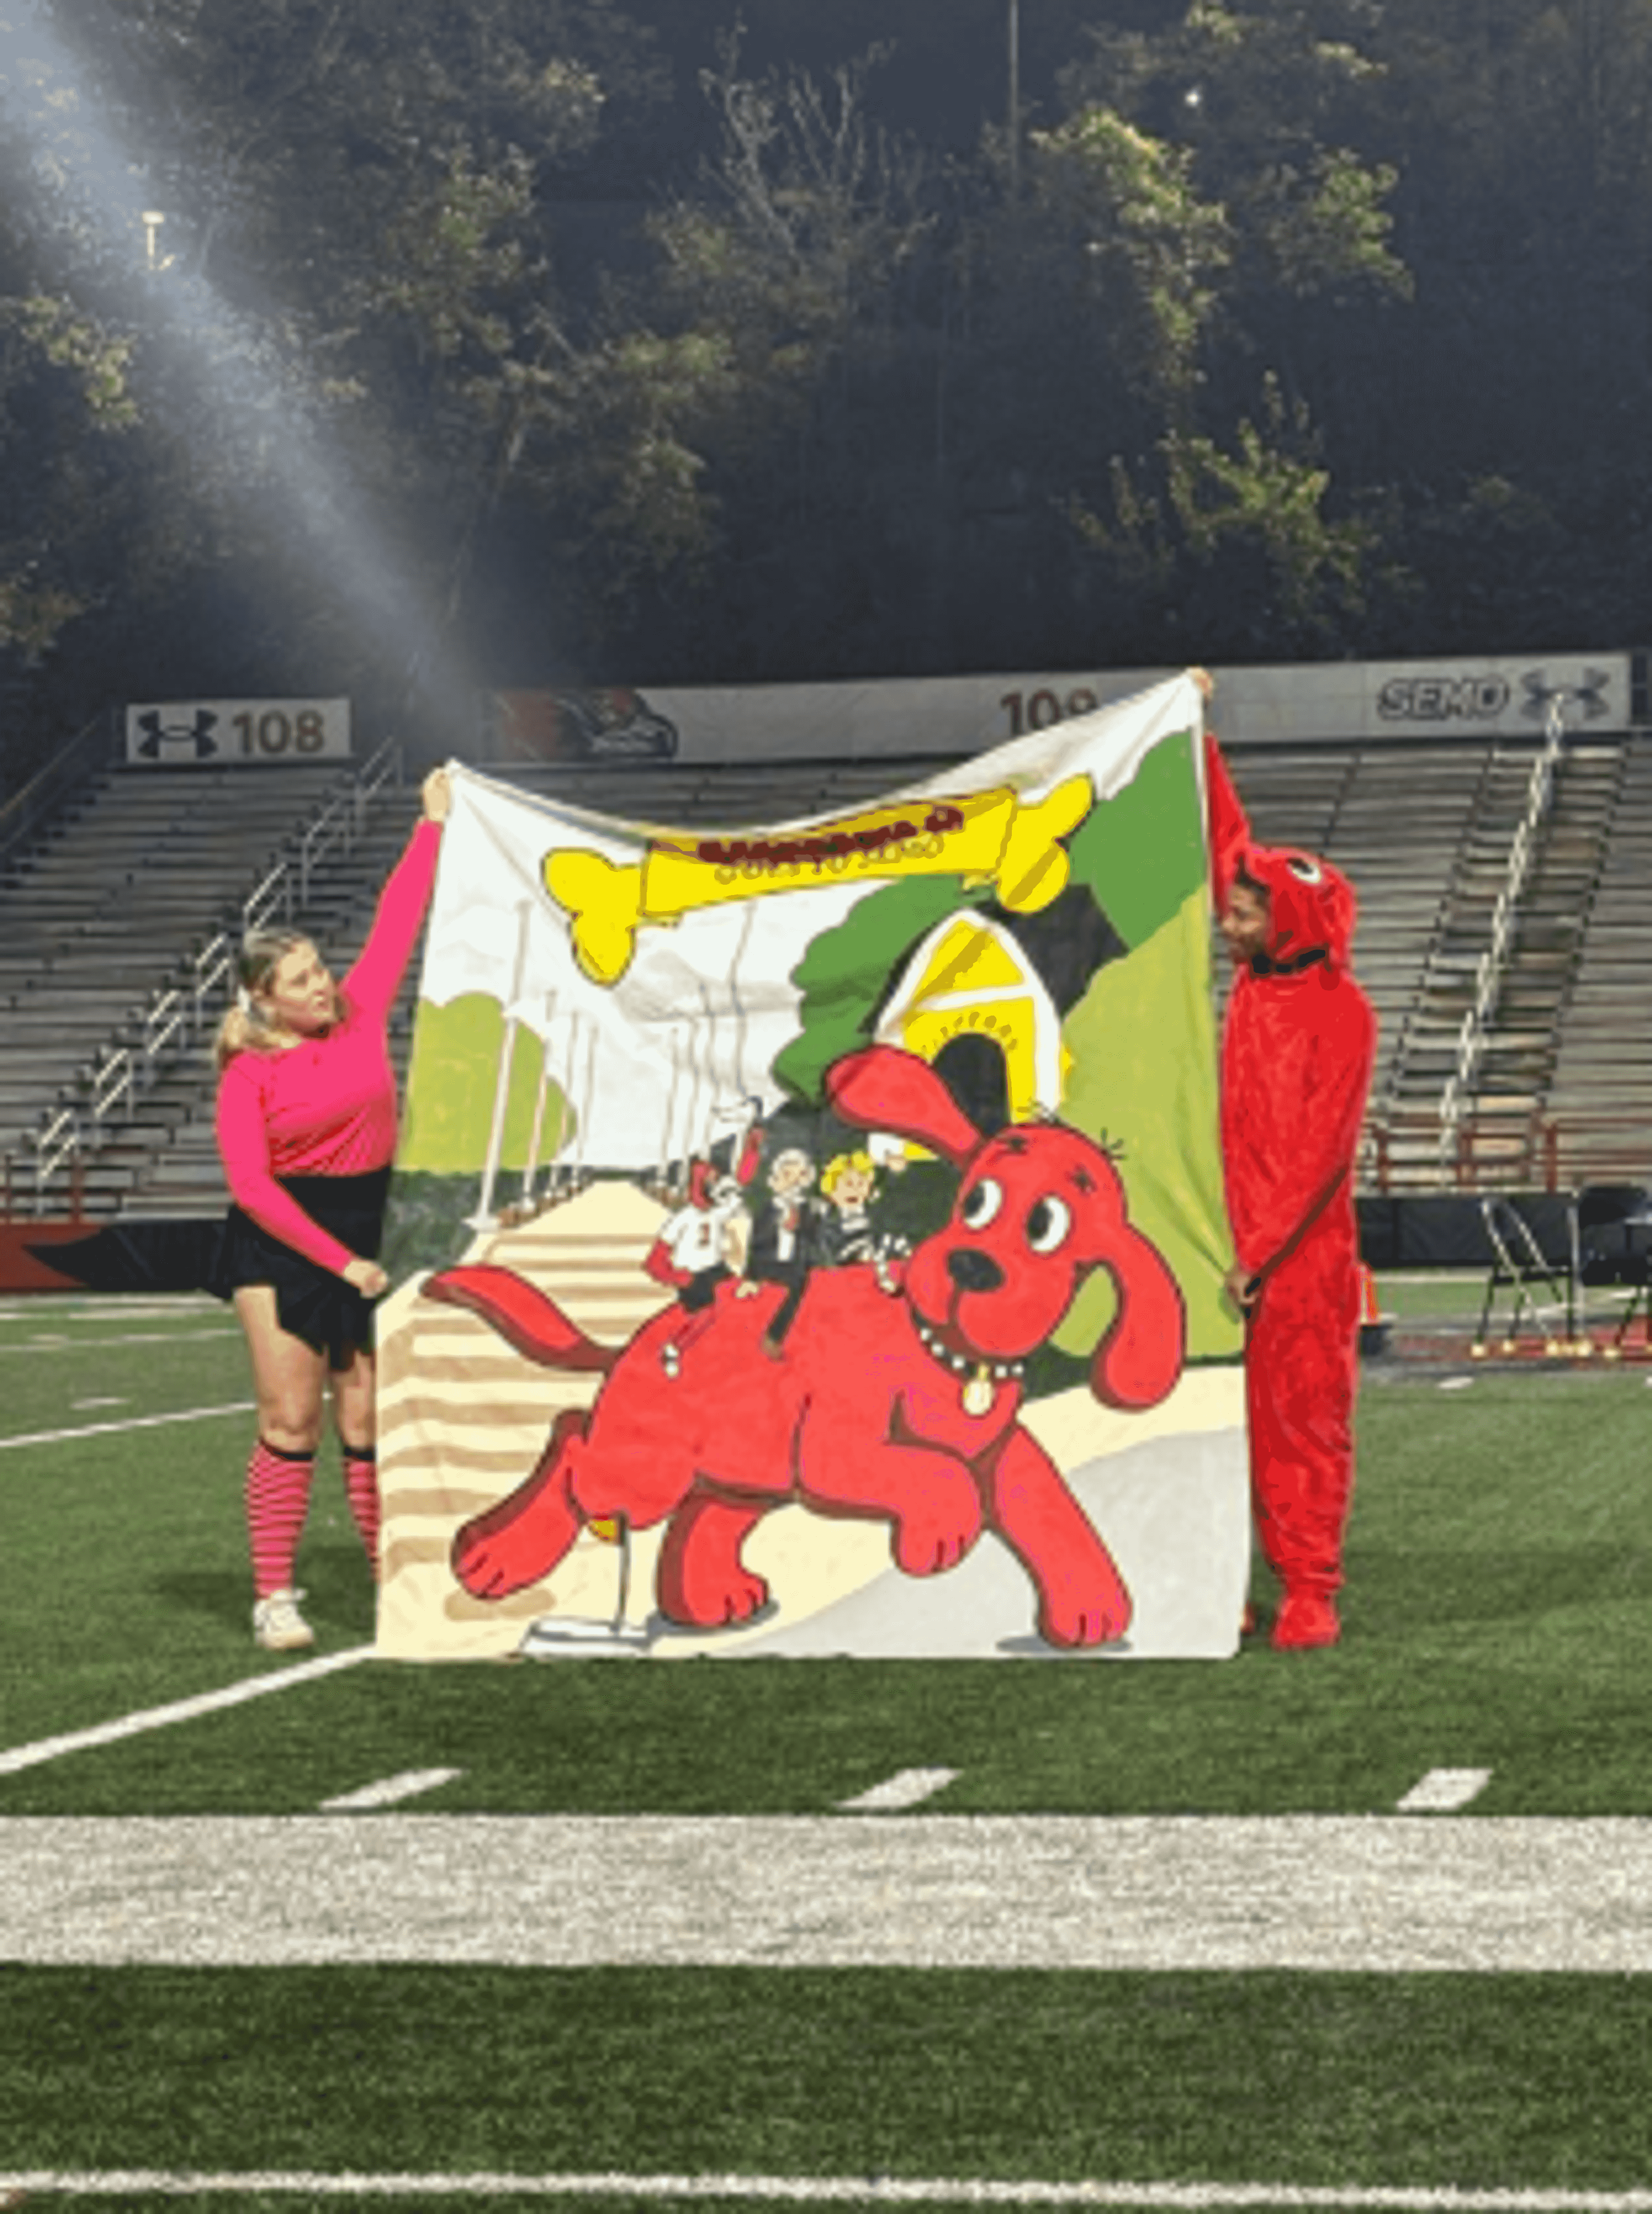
(1026, 1195, 1073, 1254)
(1287, 855, 1323, 884)
(961, 1177, 1003, 1230)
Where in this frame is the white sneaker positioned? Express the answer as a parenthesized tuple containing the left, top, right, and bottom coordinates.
(253, 1587, 314, 1652)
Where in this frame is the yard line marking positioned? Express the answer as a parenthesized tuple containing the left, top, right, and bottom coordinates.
(0, 1328, 241, 1357)
(0, 1648, 374, 1777)
(8, 2175, 1652, 2208)
(8, 1815, 1652, 1969)
(0, 1401, 254, 1449)
(839, 1767, 960, 1812)
(321, 1767, 462, 1813)
(1398, 1769, 1492, 1813)
(70, 1397, 127, 1411)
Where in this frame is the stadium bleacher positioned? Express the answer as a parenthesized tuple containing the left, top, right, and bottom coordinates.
(3, 716, 1650, 1230)
(0, 758, 356, 1212)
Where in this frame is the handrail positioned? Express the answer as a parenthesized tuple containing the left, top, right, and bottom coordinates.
(16, 735, 403, 1214)
(0, 713, 112, 876)
(1437, 701, 1567, 1179)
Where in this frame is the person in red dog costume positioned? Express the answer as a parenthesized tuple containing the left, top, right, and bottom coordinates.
(1204, 725, 1377, 1652)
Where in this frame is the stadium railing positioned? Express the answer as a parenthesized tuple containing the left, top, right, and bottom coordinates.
(6, 735, 404, 1217)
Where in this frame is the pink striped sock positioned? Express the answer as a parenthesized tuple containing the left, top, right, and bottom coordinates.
(245, 1439, 316, 1598)
(341, 1441, 380, 1575)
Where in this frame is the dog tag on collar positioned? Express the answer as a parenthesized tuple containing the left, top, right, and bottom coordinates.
(961, 1368, 996, 1418)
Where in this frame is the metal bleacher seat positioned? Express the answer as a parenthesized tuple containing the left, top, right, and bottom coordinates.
(0, 758, 355, 1208)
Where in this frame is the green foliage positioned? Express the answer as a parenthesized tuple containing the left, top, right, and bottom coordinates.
(9, 0, 1652, 690)
(1245, 146, 1412, 301)
(1028, 107, 1230, 412)
(3, 294, 138, 426)
(1072, 377, 1374, 648)
(0, 294, 138, 655)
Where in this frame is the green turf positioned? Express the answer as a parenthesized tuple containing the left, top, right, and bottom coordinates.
(5, 1347, 1652, 1814)
(6, 1968, 1652, 2188)
(0, 1317, 244, 1437)
(4, 1300, 1652, 2214)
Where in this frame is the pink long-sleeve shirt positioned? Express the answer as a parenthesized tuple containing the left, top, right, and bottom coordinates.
(215, 817, 441, 1275)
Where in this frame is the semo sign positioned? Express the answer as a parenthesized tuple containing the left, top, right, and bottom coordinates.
(1377, 674, 1513, 721)
(1373, 663, 1618, 728)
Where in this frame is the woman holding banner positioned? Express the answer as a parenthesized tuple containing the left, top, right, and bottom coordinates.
(212, 765, 449, 1652)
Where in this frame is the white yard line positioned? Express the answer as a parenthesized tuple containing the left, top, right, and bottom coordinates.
(0, 1329, 241, 1356)
(5, 2174, 1652, 2208)
(0, 1649, 375, 1777)
(839, 1768, 960, 1812)
(6, 1815, 1652, 1970)
(0, 1402, 254, 1450)
(1397, 1770, 1492, 1813)
(321, 1768, 462, 1813)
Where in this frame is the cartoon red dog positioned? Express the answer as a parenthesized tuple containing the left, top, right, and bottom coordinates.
(428, 1045, 1187, 1648)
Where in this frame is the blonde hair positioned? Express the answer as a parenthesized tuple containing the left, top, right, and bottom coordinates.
(821, 1150, 875, 1199)
(213, 927, 328, 1070)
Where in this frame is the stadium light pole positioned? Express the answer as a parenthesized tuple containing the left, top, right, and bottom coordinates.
(1007, 0, 1021, 200)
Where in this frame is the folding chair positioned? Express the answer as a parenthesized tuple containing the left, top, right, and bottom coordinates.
(1573, 1184, 1652, 1359)
(1473, 1194, 1576, 1357)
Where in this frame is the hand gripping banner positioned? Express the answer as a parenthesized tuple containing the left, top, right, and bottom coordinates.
(376, 672, 1248, 1660)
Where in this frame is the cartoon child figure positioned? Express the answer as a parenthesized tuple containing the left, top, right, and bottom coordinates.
(820, 1150, 879, 1266)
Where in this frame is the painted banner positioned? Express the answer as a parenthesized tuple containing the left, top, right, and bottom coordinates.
(376, 672, 1248, 1661)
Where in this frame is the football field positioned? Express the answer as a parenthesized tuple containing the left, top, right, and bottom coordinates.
(3, 1283, 1652, 2211)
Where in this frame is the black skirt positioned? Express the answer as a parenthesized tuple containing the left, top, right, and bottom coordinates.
(36, 1167, 394, 1367)
(209, 1167, 392, 1365)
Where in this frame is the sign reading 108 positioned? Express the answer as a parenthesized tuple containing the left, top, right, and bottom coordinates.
(231, 705, 332, 755)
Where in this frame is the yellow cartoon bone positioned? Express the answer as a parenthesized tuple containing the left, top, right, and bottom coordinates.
(544, 774, 1094, 986)
(542, 851, 646, 987)
(990, 774, 1094, 910)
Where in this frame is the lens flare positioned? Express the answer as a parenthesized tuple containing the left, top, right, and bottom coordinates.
(0, 5, 473, 718)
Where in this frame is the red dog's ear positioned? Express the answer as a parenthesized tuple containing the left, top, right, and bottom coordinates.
(826, 1045, 982, 1168)
(1089, 1223, 1187, 1411)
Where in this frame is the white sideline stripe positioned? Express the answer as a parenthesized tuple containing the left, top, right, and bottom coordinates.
(9, 1816, 1652, 1969)
(0, 1328, 241, 1357)
(839, 1767, 960, 1812)
(1398, 1769, 1492, 1813)
(0, 1401, 254, 1449)
(0, 1648, 374, 1776)
(321, 1767, 462, 1812)
(6, 2175, 1652, 2208)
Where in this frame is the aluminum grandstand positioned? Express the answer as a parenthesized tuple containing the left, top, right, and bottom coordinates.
(1, 650, 1647, 1266)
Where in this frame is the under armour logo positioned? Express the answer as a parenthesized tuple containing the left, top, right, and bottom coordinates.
(135, 708, 219, 761)
(1520, 669, 1611, 722)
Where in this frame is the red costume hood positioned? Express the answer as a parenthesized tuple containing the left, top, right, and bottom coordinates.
(1242, 843, 1358, 974)
(1204, 729, 1356, 982)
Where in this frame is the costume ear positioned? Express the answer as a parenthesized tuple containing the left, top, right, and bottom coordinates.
(826, 1046, 983, 1168)
(1088, 1224, 1187, 1411)
(1204, 729, 1252, 912)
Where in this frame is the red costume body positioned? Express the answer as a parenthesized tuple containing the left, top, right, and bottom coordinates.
(1205, 734, 1376, 1643)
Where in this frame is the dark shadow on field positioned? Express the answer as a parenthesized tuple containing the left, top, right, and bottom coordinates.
(156, 1544, 376, 1637)
(154, 1568, 248, 1632)
(1346, 1545, 1643, 1624)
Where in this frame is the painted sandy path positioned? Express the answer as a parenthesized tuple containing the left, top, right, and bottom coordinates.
(3, 1814, 1651, 1970)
